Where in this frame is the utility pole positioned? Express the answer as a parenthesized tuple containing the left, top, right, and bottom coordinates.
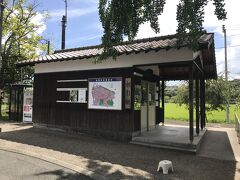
(222, 25, 228, 81)
(0, 0, 4, 70)
(222, 25, 230, 123)
(61, 0, 67, 50)
(47, 40, 50, 55)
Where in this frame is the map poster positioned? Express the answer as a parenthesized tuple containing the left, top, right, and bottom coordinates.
(88, 77, 122, 110)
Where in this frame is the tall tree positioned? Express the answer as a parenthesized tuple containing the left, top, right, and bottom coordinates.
(98, 0, 227, 60)
(0, 0, 47, 119)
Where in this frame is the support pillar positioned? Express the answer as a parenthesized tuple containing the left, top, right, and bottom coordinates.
(200, 76, 205, 130)
(196, 78, 200, 135)
(161, 80, 165, 124)
(203, 79, 206, 128)
(189, 63, 194, 142)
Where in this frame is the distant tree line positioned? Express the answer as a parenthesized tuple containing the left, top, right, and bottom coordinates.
(165, 76, 240, 112)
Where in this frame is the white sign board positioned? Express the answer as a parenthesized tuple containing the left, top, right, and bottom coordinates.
(88, 77, 122, 110)
(23, 88, 33, 122)
(78, 88, 87, 103)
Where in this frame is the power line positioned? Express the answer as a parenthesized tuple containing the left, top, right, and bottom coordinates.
(216, 45, 240, 49)
(227, 34, 240, 37)
(217, 58, 240, 62)
(226, 29, 240, 31)
(218, 34, 240, 38)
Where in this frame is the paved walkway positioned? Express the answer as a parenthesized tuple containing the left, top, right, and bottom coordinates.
(0, 121, 239, 180)
(0, 149, 92, 180)
(198, 126, 240, 161)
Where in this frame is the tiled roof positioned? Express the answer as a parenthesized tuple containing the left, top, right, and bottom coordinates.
(16, 33, 213, 67)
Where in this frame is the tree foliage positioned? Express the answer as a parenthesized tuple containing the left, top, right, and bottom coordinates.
(174, 77, 240, 115)
(0, 0, 47, 118)
(98, 0, 227, 60)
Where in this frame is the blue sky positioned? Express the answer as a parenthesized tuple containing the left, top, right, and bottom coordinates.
(33, 0, 239, 79)
(36, 0, 102, 49)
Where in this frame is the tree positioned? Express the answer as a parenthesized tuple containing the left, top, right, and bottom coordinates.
(174, 76, 239, 121)
(98, 0, 227, 60)
(231, 79, 240, 104)
(174, 82, 189, 106)
(0, 0, 47, 119)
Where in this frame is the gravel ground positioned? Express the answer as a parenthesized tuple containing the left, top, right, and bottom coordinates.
(0, 121, 239, 180)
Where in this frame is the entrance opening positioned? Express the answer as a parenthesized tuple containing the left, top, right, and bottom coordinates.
(140, 81, 156, 132)
(164, 80, 187, 125)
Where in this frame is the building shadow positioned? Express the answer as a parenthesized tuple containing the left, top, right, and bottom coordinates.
(198, 130, 237, 161)
(0, 126, 238, 179)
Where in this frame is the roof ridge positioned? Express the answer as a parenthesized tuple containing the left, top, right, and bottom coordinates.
(54, 34, 177, 54)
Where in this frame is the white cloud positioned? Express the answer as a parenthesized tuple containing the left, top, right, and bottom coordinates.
(69, 0, 97, 4)
(136, 0, 178, 39)
(30, 12, 47, 35)
(49, 7, 97, 21)
(137, 0, 240, 79)
(67, 34, 102, 45)
(29, 12, 48, 55)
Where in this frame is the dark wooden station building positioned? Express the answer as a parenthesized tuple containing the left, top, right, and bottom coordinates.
(17, 33, 216, 142)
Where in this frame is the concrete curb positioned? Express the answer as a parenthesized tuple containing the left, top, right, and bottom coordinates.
(0, 147, 107, 180)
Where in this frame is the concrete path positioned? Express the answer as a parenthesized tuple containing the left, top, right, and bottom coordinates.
(198, 127, 240, 161)
(131, 125, 206, 152)
(0, 121, 239, 180)
(0, 149, 92, 180)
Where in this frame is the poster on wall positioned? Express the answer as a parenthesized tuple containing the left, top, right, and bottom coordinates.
(125, 78, 131, 109)
(78, 88, 87, 103)
(23, 88, 33, 122)
(88, 77, 122, 110)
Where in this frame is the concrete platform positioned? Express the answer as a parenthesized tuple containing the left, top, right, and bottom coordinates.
(130, 124, 206, 153)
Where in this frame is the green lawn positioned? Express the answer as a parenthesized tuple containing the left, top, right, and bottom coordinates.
(236, 106, 240, 121)
(165, 103, 236, 123)
(1, 104, 9, 120)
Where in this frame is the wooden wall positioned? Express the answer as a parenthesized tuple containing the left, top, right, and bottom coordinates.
(33, 67, 134, 141)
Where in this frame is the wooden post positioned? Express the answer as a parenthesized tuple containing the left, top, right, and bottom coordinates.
(8, 86, 12, 120)
(189, 63, 194, 142)
(156, 80, 160, 125)
(203, 79, 206, 128)
(200, 76, 205, 130)
(161, 80, 165, 124)
(196, 77, 200, 135)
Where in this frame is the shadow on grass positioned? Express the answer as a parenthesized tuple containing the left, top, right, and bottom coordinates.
(0, 126, 238, 180)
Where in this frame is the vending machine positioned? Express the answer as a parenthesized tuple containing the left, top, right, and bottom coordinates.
(23, 88, 33, 123)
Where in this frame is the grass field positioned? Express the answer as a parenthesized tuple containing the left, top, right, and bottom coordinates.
(236, 105, 240, 121)
(165, 103, 237, 123)
(1, 102, 239, 123)
(1, 104, 9, 120)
